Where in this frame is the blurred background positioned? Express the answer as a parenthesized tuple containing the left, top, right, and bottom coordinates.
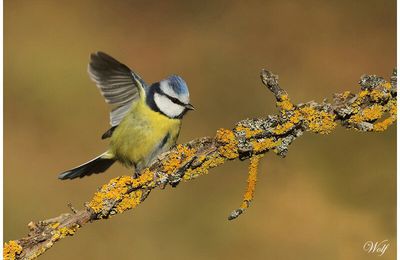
(4, 0, 396, 259)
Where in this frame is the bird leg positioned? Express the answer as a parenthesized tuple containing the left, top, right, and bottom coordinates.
(133, 167, 140, 179)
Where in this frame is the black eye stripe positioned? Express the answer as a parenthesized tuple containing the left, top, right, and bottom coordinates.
(159, 90, 186, 107)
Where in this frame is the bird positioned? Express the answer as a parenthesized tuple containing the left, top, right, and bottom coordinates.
(58, 51, 194, 180)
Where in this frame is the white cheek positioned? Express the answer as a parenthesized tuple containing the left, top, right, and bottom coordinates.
(160, 80, 189, 104)
(154, 93, 185, 118)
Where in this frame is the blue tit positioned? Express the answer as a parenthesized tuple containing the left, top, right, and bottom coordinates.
(58, 52, 194, 180)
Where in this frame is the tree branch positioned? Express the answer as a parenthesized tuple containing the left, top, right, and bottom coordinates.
(4, 69, 397, 260)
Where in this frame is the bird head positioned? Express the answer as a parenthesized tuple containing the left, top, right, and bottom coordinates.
(150, 75, 194, 119)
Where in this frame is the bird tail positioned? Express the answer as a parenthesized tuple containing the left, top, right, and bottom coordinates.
(58, 152, 115, 180)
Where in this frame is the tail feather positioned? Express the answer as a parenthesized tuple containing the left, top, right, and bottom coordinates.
(58, 152, 115, 180)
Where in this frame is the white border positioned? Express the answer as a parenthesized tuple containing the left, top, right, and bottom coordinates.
(397, 0, 399, 257)
(0, 0, 4, 253)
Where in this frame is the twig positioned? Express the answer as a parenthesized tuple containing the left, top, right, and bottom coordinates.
(4, 69, 396, 260)
(228, 154, 263, 220)
(67, 203, 78, 214)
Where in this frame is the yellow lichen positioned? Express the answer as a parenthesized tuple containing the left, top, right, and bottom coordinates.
(373, 117, 396, 132)
(252, 138, 278, 153)
(299, 106, 336, 134)
(389, 99, 397, 116)
(349, 105, 383, 124)
(115, 190, 143, 213)
(272, 110, 302, 135)
(358, 90, 369, 98)
(183, 154, 226, 181)
(88, 146, 197, 215)
(289, 110, 302, 124)
(348, 114, 362, 124)
(51, 222, 60, 229)
(132, 169, 154, 187)
(58, 226, 76, 237)
(351, 84, 393, 109)
(362, 105, 384, 120)
(373, 100, 397, 132)
(88, 175, 136, 214)
(88, 175, 148, 215)
(4, 240, 22, 260)
(369, 89, 388, 102)
(273, 121, 294, 135)
(52, 225, 79, 241)
(235, 125, 262, 138)
(194, 155, 206, 164)
(162, 145, 196, 174)
(277, 94, 294, 111)
(347, 84, 396, 131)
(342, 91, 351, 99)
(240, 155, 262, 209)
(350, 90, 370, 110)
(382, 82, 392, 90)
(216, 128, 239, 159)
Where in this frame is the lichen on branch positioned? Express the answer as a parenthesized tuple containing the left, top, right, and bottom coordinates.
(228, 154, 263, 220)
(5, 69, 396, 260)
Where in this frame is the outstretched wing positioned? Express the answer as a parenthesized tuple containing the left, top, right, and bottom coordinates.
(88, 52, 147, 129)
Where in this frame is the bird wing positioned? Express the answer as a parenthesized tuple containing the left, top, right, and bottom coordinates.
(88, 51, 147, 128)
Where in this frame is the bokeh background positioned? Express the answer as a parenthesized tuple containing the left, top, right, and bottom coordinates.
(4, 1, 396, 259)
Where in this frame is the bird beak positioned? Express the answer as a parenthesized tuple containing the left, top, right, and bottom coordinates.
(185, 103, 195, 110)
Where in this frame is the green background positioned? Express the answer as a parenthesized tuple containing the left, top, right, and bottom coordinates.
(4, 1, 396, 259)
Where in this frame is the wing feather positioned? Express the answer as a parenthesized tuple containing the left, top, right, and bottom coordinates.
(88, 52, 147, 130)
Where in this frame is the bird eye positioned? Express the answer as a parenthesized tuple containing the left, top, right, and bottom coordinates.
(160, 91, 186, 107)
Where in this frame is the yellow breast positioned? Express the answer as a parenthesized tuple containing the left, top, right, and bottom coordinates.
(109, 101, 181, 169)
